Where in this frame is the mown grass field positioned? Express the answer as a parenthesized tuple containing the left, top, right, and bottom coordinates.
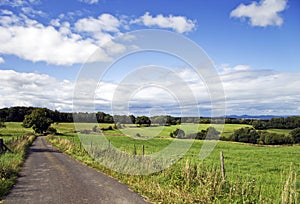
(47, 122, 299, 203)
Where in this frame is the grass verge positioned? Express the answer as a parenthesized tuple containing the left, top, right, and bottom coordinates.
(47, 134, 299, 203)
(0, 134, 36, 200)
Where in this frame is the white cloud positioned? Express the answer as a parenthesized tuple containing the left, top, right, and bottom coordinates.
(0, 12, 111, 65)
(21, 7, 45, 18)
(230, 0, 288, 27)
(0, 0, 40, 7)
(219, 65, 300, 115)
(0, 10, 198, 65)
(75, 14, 121, 34)
(131, 12, 196, 33)
(0, 56, 4, 63)
(0, 67, 299, 116)
(78, 0, 98, 5)
(0, 70, 74, 111)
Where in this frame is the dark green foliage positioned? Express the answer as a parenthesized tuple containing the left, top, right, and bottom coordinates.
(251, 117, 300, 130)
(22, 108, 53, 134)
(290, 128, 300, 143)
(170, 128, 185, 139)
(46, 127, 58, 135)
(186, 127, 220, 140)
(252, 120, 268, 130)
(151, 115, 179, 126)
(0, 106, 73, 123)
(95, 112, 113, 123)
(258, 131, 293, 145)
(0, 119, 5, 128)
(113, 115, 134, 124)
(230, 127, 260, 144)
(135, 116, 151, 127)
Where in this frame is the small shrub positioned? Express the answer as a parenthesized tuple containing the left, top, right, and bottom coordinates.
(0, 120, 6, 128)
(290, 128, 300, 143)
(229, 127, 260, 144)
(46, 127, 57, 135)
(170, 128, 185, 139)
(258, 131, 293, 145)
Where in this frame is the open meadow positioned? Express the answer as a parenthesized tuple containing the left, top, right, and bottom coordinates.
(48, 122, 299, 203)
(1, 122, 299, 203)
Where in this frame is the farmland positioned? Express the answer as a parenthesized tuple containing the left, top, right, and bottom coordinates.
(49, 122, 299, 203)
(1, 122, 299, 203)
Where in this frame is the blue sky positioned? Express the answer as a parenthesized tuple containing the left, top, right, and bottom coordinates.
(0, 0, 299, 116)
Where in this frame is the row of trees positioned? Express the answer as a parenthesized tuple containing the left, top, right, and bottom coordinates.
(169, 126, 300, 145)
(0, 107, 181, 126)
(252, 117, 300, 130)
(228, 127, 300, 145)
(0, 107, 73, 123)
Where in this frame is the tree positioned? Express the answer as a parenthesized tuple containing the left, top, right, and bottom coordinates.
(186, 127, 220, 140)
(23, 108, 53, 134)
(290, 128, 300, 144)
(258, 131, 292, 145)
(252, 120, 268, 130)
(230, 127, 260, 144)
(135, 116, 151, 127)
(0, 119, 5, 128)
(206, 127, 220, 140)
(170, 128, 185, 139)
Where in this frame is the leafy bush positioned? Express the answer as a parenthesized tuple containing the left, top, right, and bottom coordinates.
(0, 120, 6, 128)
(289, 128, 300, 143)
(258, 131, 293, 145)
(187, 127, 220, 140)
(46, 127, 57, 135)
(170, 128, 185, 139)
(229, 127, 260, 144)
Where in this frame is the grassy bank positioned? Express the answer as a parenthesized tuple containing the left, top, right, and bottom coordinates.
(0, 123, 36, 200)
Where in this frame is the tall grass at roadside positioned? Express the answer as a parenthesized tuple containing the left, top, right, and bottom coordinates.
(47, 135, 299, 203)
(0, 135, 36, 200)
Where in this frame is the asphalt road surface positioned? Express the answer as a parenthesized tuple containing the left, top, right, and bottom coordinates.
(4, 136, 149, 204)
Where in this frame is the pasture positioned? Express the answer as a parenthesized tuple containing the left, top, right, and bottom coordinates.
(1, 122, 299, 203)
(48, 122, 299, 203)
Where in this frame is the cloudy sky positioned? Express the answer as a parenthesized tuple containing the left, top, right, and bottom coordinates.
(0, 0, 299, 116)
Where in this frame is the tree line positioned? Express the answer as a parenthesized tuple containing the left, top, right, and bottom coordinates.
(251, 117, 300, 130)
(0, 106, 183, 125)
(1, 107, 300, 130)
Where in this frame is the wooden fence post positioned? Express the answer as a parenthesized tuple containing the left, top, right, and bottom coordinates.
(133, 144, 137, 155)
(220, 151, 226, 182)
(0, 138, 12, 154)
(142, 145, 145, 156)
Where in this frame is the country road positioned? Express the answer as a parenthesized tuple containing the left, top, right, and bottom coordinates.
(4, 136, 149, 204)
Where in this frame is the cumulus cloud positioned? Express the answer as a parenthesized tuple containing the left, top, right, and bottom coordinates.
(78, 0, 98, 5)
(0, 70, 74, 111)
(0, 10, 197, 65)
(131, 12, 196, 33)
(219, 65, 300, 115)
(0, 12, 111, 65)
(75, 14, 120, 33)
(0, 67, 299, 116)
(230, 0, 288, 27)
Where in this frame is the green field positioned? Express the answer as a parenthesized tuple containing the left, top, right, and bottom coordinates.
(47, 122, 299, 203)
(1, 122, 299, 203)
